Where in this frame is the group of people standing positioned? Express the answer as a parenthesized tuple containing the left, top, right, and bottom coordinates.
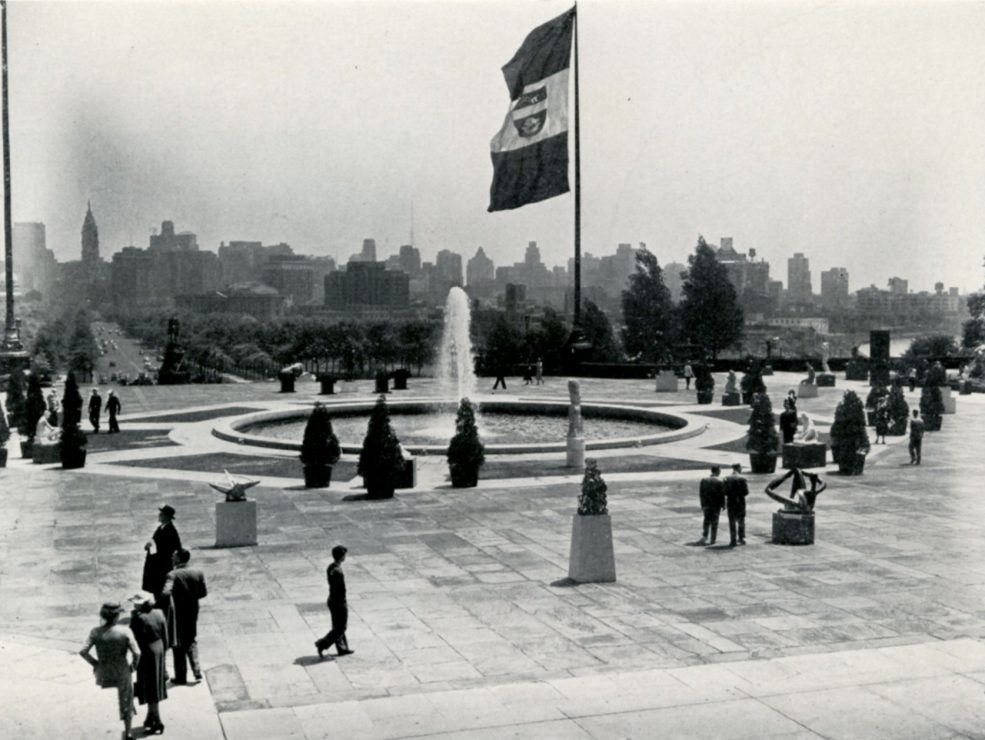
(79, 505, 207, 739)
(88, 387, 122, 433)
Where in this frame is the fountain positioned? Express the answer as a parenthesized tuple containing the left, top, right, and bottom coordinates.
(437, 287, 477, 403)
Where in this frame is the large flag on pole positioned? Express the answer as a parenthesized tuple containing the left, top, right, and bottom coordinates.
(488, 7, 575, 212)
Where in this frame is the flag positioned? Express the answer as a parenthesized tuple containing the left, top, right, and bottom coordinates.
(488, 7, 575, 212)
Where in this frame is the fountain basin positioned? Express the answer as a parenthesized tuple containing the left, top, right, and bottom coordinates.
(213, 400, 706, 455)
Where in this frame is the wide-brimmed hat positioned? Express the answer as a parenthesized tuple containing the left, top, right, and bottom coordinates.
(158, 504, 176, 518)
(128, 590, 154, 606)
(99, 601, 124, 620)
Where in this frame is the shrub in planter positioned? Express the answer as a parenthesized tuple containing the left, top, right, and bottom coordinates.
(300, 402, 341, 488)
(358, 395, 404, 499)
(746, 392, 780, 473)
(578, 459, 609, 515)
(694, 365, 715, 404)
(447, 398, 484, 487)
(925, 361, 947, 388)
(5, 368, 25, 431)
(740, 363, 766, 405)
(60, 372, 88, 469)
(22, 373, 48, 456)
(919, 385, 944, 431)
(830, 390, 870, 475)
(886, 385, 909, 435)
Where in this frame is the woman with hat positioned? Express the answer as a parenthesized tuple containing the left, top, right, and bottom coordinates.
(79, 601, 141, 740)
(142, 505, 181, 600)
(129, 591, 169, 735)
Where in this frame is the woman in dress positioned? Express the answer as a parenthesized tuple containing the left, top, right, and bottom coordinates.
(129, 591, 169, 735)
(142, 505, 181, 600)
(79, 602, 141, 740)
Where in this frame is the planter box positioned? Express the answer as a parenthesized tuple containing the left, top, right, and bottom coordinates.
(817, 373, 836, 387)
(568, 514, 616, 583)
(20, 439, 33, 459)
(317, 376, 336, 395)
(654, 373, 679, 392)
(721, 391, 741, 406)
(772, 511, 814, 545)
(836, 452, 866, 476)
(845, 366, 869, 381)
(374, 375, 389, 394)
(279, 374, 296, 393)
(33, 443, 61, 465)
(797, 383, 818, 399)
(61, 448, 87, 470)
(215, 500, 257, 547)
(749, 452, 778, 474)
(696, 390, 714, 404)
(396, 454, 416, 489)
(0, 447, 7, 468)
(303, 464, 333, 488)
(392, 370, 409, 391)
(566, 436, 585, 468)
(449, 464, 479, 487)
(782, 442, 827, 469)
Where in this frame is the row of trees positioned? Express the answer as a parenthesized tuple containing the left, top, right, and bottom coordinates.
(622, 236, 744, 363)
(31, 309, 99, 379)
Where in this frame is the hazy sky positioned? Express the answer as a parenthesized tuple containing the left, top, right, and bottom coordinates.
(9, 0, 985, 293)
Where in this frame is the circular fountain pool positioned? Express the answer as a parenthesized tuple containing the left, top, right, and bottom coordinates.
(215, 400, 706, 455)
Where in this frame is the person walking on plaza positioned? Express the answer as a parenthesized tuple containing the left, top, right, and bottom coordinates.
(536, 357, 544, 385)
(89, 388, 103, 433)
(79, 602, 141, 740)
(142, 505, 181, 601)
(724, 463, 749, 546)
(492, 364, 507, 391)
(316, 545, 354, 658)
(161, 548, 207, 685)
(698, 466, 725, 545)
(129, 591, 169, 734)
(874, 399, 889, 444)
(523, 362, 533, 385)
(907, 366, 918, 393)
(908, 409, 925, 465)
(107, 390, 122, 433)
(683, 362, 695, 390)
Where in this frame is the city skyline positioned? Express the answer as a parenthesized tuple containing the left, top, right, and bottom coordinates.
(8, 1, 985, 292)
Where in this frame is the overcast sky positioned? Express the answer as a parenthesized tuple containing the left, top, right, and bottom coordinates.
(9, 0, 985, 293)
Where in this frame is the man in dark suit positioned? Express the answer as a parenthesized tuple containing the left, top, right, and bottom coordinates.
(88, 388, 102, 433)
(143, 505, 181, 601)
(315, 545, 354, 659)
(106, 390, 121, 433)
(908, 409, 925, 464)
(161, 548, 207, 685)
(724, 463, 750, 546)
(699, 466, 725, 545)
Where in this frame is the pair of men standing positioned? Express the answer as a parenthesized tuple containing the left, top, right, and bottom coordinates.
(699, 464, 749, 546)
(88, 388, 122, 433)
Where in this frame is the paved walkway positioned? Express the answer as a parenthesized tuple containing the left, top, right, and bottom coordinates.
(2, 376, 983, 739)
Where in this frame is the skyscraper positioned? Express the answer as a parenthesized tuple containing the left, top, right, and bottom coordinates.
(787, 252, 812, 303)
(81, 202, 99, 264)
(820, 267, 849, 307)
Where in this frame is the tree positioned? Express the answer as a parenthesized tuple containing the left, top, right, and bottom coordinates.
(886, 384, 909, 435)
(830, 390, 870, 473)
(357, 395, 405, 499)
(679, 236, 744, 359)
(902, 335, 960, 366)
(920, 385, 944, 431)
(620, 247, 677, 363)
(447, 398, 485, 487)
(581, 301, 623, 363)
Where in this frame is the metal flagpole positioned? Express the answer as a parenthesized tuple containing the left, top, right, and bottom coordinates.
(572, 2, 581, 329)
(1, 0, 21, 353)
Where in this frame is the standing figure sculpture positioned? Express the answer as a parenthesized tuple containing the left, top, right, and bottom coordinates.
(724, 370, 737, 394)
(821, 342, 831, 374)
(566, 380, 585, 468)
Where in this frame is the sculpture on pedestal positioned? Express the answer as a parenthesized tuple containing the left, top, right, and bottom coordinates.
(793, 413, 818, 442)
(724, 370, 737, 394)
(821, 342, 831, 374)
(567, 380, 583, 438)
(765, 468, 826, 514)
(209, 469, 260, 502)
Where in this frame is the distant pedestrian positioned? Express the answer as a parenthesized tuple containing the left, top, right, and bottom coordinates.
(79, 601, 140, 740)
(142, 505, 181, 601)
(907, 367, 917, 392)
(89, 388, 103, 433)
(523, 363, 533, 385)
(724, 463, 749, 546)
(874, 399, 889, 444)
(107, 390, 122, 433)
(492, 364, 507, 391)
(535, 358, 544, 385)
(129, 591, 169, 734)
(161, 548, 207, 685)
(698, 466, 725, 545)
(316, 545, 354, 658)
(779, 397, 799, 444)
(908, 409, 925, 465)
(683, 362, 695, 390)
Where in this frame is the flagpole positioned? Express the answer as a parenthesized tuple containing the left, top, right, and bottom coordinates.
(572, 3, 581, 329)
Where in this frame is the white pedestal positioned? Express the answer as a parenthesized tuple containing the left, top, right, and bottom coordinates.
(566, 436, 585, 468)
(797, 383, 819, 398)
(215, 500, 257, 548)
(568, 514, 616, 583)
(655, 373, 679, 392)
(942, 393, 956, 414)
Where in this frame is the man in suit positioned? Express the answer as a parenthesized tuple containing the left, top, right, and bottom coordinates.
(724, 463, 750, 546)
(106, 390, 121, 433)
(161, 548, 207, 685)
(908, 409, 925, 465)
(699, 466, 725, 545)
(315, 545, 354, 659)
(88, 388, 102, 433)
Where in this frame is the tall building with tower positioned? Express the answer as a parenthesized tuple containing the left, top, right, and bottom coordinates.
(81, 202, 99, 265)
(787, 252, 813, 304)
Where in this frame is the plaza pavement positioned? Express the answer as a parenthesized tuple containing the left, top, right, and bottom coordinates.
(2, 372, 985, 739)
